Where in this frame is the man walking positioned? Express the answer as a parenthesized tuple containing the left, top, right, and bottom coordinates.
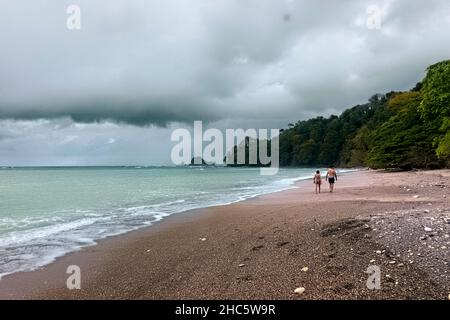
(326, 166, 338, 193)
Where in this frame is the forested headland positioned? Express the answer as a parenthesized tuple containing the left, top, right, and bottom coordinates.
(279, 60, 450, 169)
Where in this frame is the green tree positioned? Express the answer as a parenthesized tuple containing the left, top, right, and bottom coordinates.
(418, 60, 450, 159)
(367, 92, 441, 169)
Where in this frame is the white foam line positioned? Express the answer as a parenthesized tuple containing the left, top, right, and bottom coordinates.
(0, 170, 359, 277)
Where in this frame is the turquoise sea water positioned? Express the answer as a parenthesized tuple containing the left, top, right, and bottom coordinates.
(0, 166, 348, 277)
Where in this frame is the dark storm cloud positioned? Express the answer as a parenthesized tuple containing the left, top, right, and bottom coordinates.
(0, 97, 220, 126)
(0, 0, 450, 126)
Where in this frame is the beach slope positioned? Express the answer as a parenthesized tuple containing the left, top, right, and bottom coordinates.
(1, 170, 449, 299)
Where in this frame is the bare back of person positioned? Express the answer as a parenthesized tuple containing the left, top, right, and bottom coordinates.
(327, 168, 336, 178)
(326, 167, 338, 192)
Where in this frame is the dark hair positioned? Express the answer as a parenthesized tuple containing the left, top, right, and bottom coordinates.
(316, 170, 320, 174)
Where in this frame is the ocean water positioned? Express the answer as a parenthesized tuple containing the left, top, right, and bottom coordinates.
(0, 166, 342, 277)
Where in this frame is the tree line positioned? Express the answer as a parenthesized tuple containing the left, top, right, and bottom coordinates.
(279, 60, 450, 169)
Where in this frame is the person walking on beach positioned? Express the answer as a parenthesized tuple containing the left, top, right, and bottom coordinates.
(313, 170, 322, 194)
(326, 166, 338, 193)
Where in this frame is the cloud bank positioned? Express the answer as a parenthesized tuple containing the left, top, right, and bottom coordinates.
(1, 0, 450, 127)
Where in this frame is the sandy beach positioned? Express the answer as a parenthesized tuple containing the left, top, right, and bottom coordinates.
(0, 169, 449, 300)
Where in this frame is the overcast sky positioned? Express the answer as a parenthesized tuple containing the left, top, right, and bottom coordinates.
(1, 0, 450, 165)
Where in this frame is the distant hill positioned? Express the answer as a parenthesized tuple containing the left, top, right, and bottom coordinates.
(190, 157, 211, 166)
(224, 137, 272, 167)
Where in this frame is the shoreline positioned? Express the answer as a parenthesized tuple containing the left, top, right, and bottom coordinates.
(0, 169, 449, 299)
(0, 169, 323, 280)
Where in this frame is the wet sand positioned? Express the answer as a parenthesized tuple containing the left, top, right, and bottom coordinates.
(0, 170, 449, 300)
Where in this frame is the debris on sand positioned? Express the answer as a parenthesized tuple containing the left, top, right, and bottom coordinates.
(294, 287, 305, 295)
(301, 267, 309, 272)
(199, 238, 207, 241)
(238, 264, 246, 268)
(365, 207, 450, 292)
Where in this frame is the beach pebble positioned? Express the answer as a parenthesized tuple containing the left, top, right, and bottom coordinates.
(294, 287, 306, 295)
(301, 267, 309, 272)
(375, 250, 382, 254)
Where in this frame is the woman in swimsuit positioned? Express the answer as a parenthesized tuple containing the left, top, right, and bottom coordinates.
(313, 170, 322, 194)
